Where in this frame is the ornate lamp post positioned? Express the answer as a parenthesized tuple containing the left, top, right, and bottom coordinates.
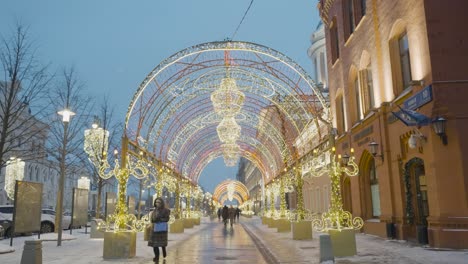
(77, 176, 90, 190)
(84, 123, 149, 231)
(311, 147, 363, 232)
(56, 108, 75, 246)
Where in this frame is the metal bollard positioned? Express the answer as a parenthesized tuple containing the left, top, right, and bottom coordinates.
(319, 234, 334, 263)
(21, 240, 42, 264)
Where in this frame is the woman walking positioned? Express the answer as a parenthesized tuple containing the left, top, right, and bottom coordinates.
(148, 197, 171, 263)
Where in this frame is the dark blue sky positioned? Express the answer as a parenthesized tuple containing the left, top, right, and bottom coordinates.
(1, 0, 321, 193)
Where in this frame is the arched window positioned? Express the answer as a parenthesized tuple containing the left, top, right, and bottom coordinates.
(359, 152, 381, 219)
(354, 77, 362, 122)
(330, 17, 340, 64)
(389, 21, 412, 96)
(335, 94, 347, 134)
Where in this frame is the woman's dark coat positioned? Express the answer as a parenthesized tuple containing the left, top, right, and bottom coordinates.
(148, 201, 171, 247)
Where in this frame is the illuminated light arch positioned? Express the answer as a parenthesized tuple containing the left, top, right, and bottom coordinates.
(125, 41, 330, 184)
(213, 180, 249, 205)
(219, 193, 244, 206)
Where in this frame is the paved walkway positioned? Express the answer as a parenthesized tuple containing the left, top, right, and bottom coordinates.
(240, 216, 468, 264)
(0, 218, 267, 264)
(2, 216, 468, 263)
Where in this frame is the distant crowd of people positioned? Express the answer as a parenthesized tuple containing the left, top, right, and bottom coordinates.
(217, 205, 241, 226)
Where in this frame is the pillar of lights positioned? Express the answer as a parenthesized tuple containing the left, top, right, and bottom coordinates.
(5, 157, 25, 200)
(84, 123, 149, 231)
(210, 75, 245, 166)
(311, 147, 363, 232)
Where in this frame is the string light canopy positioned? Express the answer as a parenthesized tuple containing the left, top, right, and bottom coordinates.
(125, 41, 329, 184)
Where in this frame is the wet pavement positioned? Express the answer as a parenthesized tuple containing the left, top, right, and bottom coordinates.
(3, 216, 467, 264)
(164, 220, 267, 263)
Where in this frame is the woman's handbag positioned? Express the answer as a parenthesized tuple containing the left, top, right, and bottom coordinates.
(154, 222, 168, 232)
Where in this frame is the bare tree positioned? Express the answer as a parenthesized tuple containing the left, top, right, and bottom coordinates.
(0, 24, 52, 172)
(45, 67, 92, 239)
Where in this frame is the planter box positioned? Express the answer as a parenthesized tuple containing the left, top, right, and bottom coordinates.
(261, 217, 269, 225)
(328, 229, 357, 257)
(103, 231, 136, 259)
(183, 218, 194, 228)
(292, 221, 313, 240)
(90, 219, 105, 239)
(193, 218, 200, 225)
(276, 219, 291, 233)
(170, 219, 184, 233)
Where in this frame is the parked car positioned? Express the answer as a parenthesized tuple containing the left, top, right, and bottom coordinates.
(0, 205, 71, 235)
(0, 211, 13, 238)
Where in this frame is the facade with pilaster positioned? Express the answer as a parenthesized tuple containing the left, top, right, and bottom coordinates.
(319, 0, 468, 248)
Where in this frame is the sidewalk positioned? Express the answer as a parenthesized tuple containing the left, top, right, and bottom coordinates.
(241, 216, 468, 264)
(0, 219, 210, 263)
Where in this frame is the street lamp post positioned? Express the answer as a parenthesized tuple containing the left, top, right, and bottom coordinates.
(55, 109, 75, 246)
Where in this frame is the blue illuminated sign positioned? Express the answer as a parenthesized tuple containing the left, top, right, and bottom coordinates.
(404, 85, 433, 110)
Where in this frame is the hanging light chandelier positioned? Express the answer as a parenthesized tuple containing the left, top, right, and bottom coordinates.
(211, 77, 245, 117)
(222, 143, 240, 167)
(217, 116, 241, 143)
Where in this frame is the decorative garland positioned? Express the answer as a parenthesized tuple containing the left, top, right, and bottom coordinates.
(403, 157, 424, 225)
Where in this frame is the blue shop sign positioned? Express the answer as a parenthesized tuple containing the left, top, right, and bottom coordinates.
(404, 85, 433, 110)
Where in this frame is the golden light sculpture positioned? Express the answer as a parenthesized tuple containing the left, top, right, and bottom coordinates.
(84, 124, 150, 232)
(216, 117, 241, 143)
(222, 143, 240, 167)
(311, 147, 364, 232)
(210, 77, 245, 117)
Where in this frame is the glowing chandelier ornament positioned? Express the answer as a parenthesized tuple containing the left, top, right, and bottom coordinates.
(210, 77, 245, 117)
(216, 117, 241, 143)
(227, 182, 235, 201)
(5, 157, 25, 200)
(222, 143, 240, 166)
(311, 147, 364, 232)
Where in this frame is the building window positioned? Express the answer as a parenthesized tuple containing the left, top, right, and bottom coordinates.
(330, 18, 340, 64)
(343, 0, 366, 41)
(354, 77, 362, 122)
(399, 33, 412, 89)
(360, 0, 367, 17)
(348, 0, 356, 35)
(336, 95, 346, 134)
(369, 159, 381, 217)
(390, 31, 412, 95)
(359, 64, 375, 114)
(319, 52, 326, 84)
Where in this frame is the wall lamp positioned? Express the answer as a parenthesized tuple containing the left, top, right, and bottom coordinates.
(368, 141, 384, 161)
(432, 117, 448, 145)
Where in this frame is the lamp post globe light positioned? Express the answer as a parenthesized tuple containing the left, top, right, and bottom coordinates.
(55, 108, 75, 246)
(5, 157, 25, 200)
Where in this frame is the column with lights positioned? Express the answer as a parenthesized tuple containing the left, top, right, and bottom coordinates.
(311, 147, 363, 257)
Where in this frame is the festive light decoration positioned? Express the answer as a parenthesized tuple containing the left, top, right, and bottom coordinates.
(77, 176, 90, 190)
(311, 147, 363, 232)
(5, 157, 25, 200)
(125, 41, 330, 182)
(216, 117, 241, 143)
(84, 125, 150, 232)
(213, 180, 249, 205)
(211, 77, 245, 117)
(227, 182, 235, 201)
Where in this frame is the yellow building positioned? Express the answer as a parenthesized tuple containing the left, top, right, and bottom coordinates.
(319, 0, 468, 248)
